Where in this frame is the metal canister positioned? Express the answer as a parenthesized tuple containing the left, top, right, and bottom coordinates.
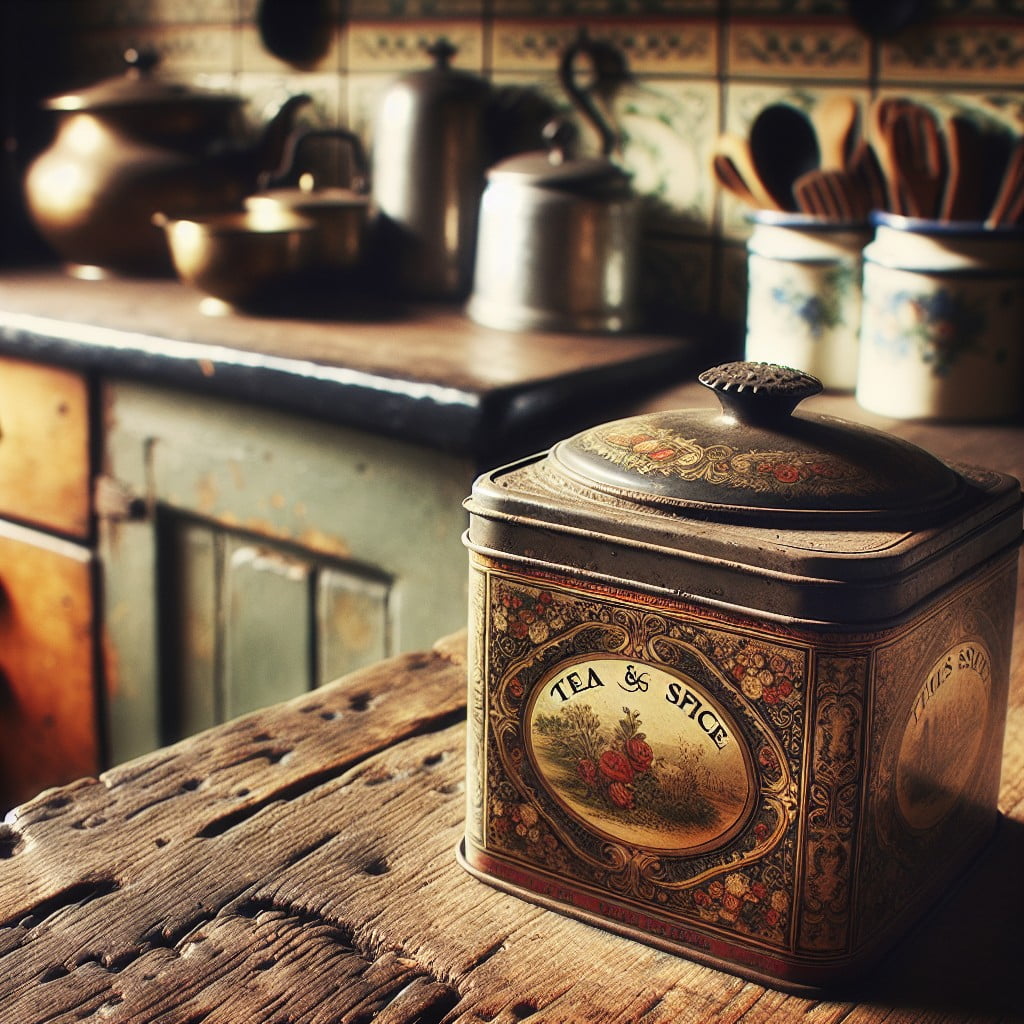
(370, 39, 490, 299)
(460, 361, 1022, 991)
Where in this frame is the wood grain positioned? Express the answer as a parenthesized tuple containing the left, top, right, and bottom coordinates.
(1, 624, 1022, 1023)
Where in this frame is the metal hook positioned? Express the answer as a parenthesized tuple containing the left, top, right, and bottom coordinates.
(557, 28, 627, 158)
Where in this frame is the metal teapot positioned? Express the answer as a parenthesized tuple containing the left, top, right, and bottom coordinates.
(23, 48, 311, 278)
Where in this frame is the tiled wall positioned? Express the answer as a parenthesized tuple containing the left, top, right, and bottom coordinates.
(6, 0, 1024, 329)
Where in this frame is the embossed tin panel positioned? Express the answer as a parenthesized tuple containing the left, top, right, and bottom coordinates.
(460, 363, 1023, 991)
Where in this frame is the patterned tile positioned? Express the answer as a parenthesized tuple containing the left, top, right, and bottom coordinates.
(347, 20, 484, 71)
(491, 17, 718, 75)
(729, 0, 848, 12)
(47, 24, 237, 82)
(880, 18, 1024, 85)
(726, 17, 870, 80)
(616, 78, 719, 234)
(488, 0, 716, 14)
(349, 0, 483, 15)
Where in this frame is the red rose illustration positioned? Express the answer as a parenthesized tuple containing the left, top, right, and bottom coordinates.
(647, 447, 677, 461)
(694, 891, 712, 908)
(765, 909, 780, 927)
(599, 750, 634, 784)
(773, 464, 801, 483)
(608, 781, 634, 809)
(625, 736, 654, 774)
(578, 759, 597, 787)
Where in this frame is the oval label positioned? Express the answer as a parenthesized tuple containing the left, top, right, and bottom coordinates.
(526, 657, 755, 854)
(896, 640, 992, 831)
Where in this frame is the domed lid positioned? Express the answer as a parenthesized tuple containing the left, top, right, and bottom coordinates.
(550, 361, 965, 525)
(487, 119, 631, 192)
(44, 48, 243, 112)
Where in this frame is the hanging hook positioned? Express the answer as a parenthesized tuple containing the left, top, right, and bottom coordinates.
(557, 28, 628, 158)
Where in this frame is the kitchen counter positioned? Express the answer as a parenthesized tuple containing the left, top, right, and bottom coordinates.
(0, 268, 713, 463)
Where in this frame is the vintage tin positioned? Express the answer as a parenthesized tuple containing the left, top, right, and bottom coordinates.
(459, 361, 1022, 991)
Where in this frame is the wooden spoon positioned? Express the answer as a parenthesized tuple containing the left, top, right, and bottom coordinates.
(870, 96, 912, 213)
(748, 104, 820, 210)
(712, 134, 784, 211)
(813, 95, 858, 171)
(883, 100, 947, 219)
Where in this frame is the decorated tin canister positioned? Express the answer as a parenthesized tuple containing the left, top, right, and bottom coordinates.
(460, 361, 1022, 991)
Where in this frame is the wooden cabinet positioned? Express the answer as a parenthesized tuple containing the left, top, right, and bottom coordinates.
(0, 357, 97, 809)
(99, 380, 474, 763)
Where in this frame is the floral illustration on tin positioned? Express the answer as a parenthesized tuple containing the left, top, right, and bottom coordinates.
(867, 286, 986, 376)
(481, 572, 806, 946)
(531, 694, 750, 853)
(577, 422, 877, 495)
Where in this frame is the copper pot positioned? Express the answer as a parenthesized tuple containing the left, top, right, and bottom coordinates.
(23, 49, 310, 278)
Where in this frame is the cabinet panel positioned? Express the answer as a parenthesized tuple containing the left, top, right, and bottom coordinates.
(317, 564, 389, 686)
(223, 539, 313, 719)
(0, 356, 90, 539)
(0, 520, 96, 809)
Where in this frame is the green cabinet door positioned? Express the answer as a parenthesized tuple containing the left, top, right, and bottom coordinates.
(99, 381, 472, 763)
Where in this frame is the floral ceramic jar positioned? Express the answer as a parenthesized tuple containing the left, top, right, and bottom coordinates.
(857, 213, 1024, 420)
(745, 212, 869, 391)
(460, 361, 1022, 991)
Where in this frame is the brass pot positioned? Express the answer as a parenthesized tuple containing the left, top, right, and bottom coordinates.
(23, 48, 310, 278)
(154, 209, 316, 312)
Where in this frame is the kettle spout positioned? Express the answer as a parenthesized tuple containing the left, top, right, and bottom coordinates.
(252, 93, 314, 179)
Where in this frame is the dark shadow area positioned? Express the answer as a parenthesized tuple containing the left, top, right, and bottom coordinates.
(852, 814, 1024, 1019)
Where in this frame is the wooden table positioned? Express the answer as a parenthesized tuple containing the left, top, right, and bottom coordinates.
(2, 397, 1023, 1023)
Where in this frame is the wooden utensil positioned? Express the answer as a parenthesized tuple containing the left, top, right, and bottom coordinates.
(986, 136, 1024, 227)
(813, 95, 858, 171)
(793, 168, 870, 222)
(748, 104, 820, 210)
(939, 114, 986, 222)
(870, 96, 912, 213)
(848, 139, 890, 213)
(712, 134, 784, 211)
(883, 101, 947, 219)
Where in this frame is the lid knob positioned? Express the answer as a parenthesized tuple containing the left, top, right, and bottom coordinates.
(698, 361, 823, 425)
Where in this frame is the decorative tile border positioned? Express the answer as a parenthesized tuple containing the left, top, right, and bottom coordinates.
(726, 18, 870, 80)
(239, 22, 344, 74)
(347, 20, 484, 71)
(880, 19, 1024, 85)
(491, 17, 718, 75)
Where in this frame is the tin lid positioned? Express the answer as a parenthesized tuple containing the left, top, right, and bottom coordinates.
(550, 361, 964, 526)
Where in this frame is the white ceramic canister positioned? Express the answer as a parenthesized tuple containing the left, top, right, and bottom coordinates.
(745, 211, 869, 391)
(857, 213, 1024, 420)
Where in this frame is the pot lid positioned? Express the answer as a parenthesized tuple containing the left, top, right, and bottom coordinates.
(487, 119, 631, 191)
(550, 361, 965, 524)
(44, 48, 243, 111)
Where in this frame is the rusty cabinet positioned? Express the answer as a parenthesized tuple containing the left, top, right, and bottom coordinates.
(99, 380, 474, 763)
(0, 356, 98, 808)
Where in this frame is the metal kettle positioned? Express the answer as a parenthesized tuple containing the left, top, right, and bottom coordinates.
(370, 39, 491, 299)
(466, 34, 640, 334)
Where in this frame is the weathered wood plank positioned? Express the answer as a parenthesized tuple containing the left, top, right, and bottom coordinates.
(1, 631, 1022, 1023)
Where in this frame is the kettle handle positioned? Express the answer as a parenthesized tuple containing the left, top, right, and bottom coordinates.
(557, 29, 626, 158)
(258, 128, 370, 193)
